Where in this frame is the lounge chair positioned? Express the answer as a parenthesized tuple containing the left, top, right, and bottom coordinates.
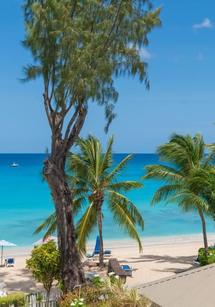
(93, 250, 112, 257)
(108, 258, 132, 283)
(88, 236, 112, 258)
(5, 257, 15, 267)
(121, 264, 133, 274)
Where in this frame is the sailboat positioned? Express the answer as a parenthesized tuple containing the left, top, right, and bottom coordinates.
(10, 162, 19, 167)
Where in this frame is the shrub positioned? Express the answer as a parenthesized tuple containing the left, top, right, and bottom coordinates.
(59, 286, 103, 307)
(198, 247, 215, 265)
(0, 292, 26, 306)
(59, 274, 155, 307)
(95, 295, 154, 307)
(26, 240, 60, 298)
(70, 298, 86, 307)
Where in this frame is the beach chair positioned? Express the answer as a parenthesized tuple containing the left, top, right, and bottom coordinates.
(88, 236, 112, 258)
(108, 258, 132, 283)
(104, 250, 112, 257)
(5, 257, 15, 267)
(121, 264, 133, 274)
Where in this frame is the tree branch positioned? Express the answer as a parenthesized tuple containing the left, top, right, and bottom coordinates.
(64, 103, 81, 141)
(103, 0, 124, 51)
(62, 106, 87, 157)
(43, 91, 53, 129)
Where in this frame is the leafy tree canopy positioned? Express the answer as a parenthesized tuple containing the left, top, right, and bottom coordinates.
(26, 240, 60, 295)
(23, 0, 161, 135)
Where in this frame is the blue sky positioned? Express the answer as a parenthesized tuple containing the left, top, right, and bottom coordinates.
(0, 0, 215, 153)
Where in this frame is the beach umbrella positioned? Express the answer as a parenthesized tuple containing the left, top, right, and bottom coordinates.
(0, 240, 16, 266)
(33, 235, 57, 246)
(94, 235, 100, 254)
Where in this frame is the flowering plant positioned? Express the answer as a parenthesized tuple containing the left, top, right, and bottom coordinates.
(70, 297, 86, 307)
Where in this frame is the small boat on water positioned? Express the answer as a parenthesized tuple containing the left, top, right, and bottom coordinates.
(10, 162, 19, 167)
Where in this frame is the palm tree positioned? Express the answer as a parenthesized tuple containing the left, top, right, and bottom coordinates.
(36, 136, 144, 266)
(189, 167, 215, 222)
(144, 133, 214, 254)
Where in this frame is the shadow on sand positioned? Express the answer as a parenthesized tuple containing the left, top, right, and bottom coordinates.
(121, 254, 199, 274)
(0, 268, 42, 292)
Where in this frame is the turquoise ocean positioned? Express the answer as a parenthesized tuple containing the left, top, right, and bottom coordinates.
(0, 154, 215, 247)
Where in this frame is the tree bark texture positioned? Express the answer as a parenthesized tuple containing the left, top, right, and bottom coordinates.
(198, 208, 208, 254)
(97, 205, 104, 267)
(43, 157, 84, 291)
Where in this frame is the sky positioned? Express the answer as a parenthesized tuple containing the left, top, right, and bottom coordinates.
(0, 0, 215, 153)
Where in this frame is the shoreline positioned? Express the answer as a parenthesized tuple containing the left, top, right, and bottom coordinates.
(4, 232, 215, 257)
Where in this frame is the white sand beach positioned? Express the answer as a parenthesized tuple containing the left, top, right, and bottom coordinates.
(1, 233, 215, 293)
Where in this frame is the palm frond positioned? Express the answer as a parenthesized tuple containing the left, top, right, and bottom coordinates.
(203, 144, 215, 167)
(71, 136, 103, 188)
(76, 203, 97, 254)
(167, 190, 209, 212)
(109, 181, 142, 191)
(109, 197, 143, 252)
(72, 196, 87, 216)
(109, 190, 144, 229)
(144, 133, 211, 220)
(157, 134, 203, 172)
(105, 154, 133, 183)
(101, 136, 114, 173)
(144, 164, 183, 182)
(151, 184, 184, 205)
(34, 213, 57, 239)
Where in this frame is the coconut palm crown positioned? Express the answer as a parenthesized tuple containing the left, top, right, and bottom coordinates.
(144, 133, 215, 253)
(36, 136, 144, 266)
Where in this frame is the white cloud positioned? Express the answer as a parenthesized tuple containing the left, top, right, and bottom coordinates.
(193, 18, 213, 29)
(139, 48, 152, 61)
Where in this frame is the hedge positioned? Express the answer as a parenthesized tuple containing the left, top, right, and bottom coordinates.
(0, 292, 26, 306)
(198, 247, 215, 266)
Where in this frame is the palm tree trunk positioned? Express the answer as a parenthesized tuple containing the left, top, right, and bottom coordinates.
(97, 206, 104, 267)
(43, 157, 84, 292)
(198, 208, 208, 255)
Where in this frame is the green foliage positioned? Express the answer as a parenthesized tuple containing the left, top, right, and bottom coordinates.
(34, 212, 57, 238)
(26, 241, 60, 295)
(69, 136, 144, 255)
(0, 292, 26, 307)
(36, 136, 144, 262)
(144, 134, 215, 249)
(98, 289, 152, 307)
(59, 274, 153, 307)
(188, 168, 215, 219)
(71, 298, 86, 307)
(23, 0, 161, 132)
(23, 0, 161, 289)
(198, 247, 215, 266)
(59, 286, 103, 306)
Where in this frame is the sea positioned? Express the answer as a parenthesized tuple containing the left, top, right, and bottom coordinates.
(0, 153, 215, 247)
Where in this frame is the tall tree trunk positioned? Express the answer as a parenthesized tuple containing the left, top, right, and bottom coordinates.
(97, 206, 104, 267)
(198, 208, 208, 255)
(43, 158, 84, 292)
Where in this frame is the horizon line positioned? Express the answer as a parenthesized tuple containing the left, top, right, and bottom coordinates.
(0, 152, 157, 155)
